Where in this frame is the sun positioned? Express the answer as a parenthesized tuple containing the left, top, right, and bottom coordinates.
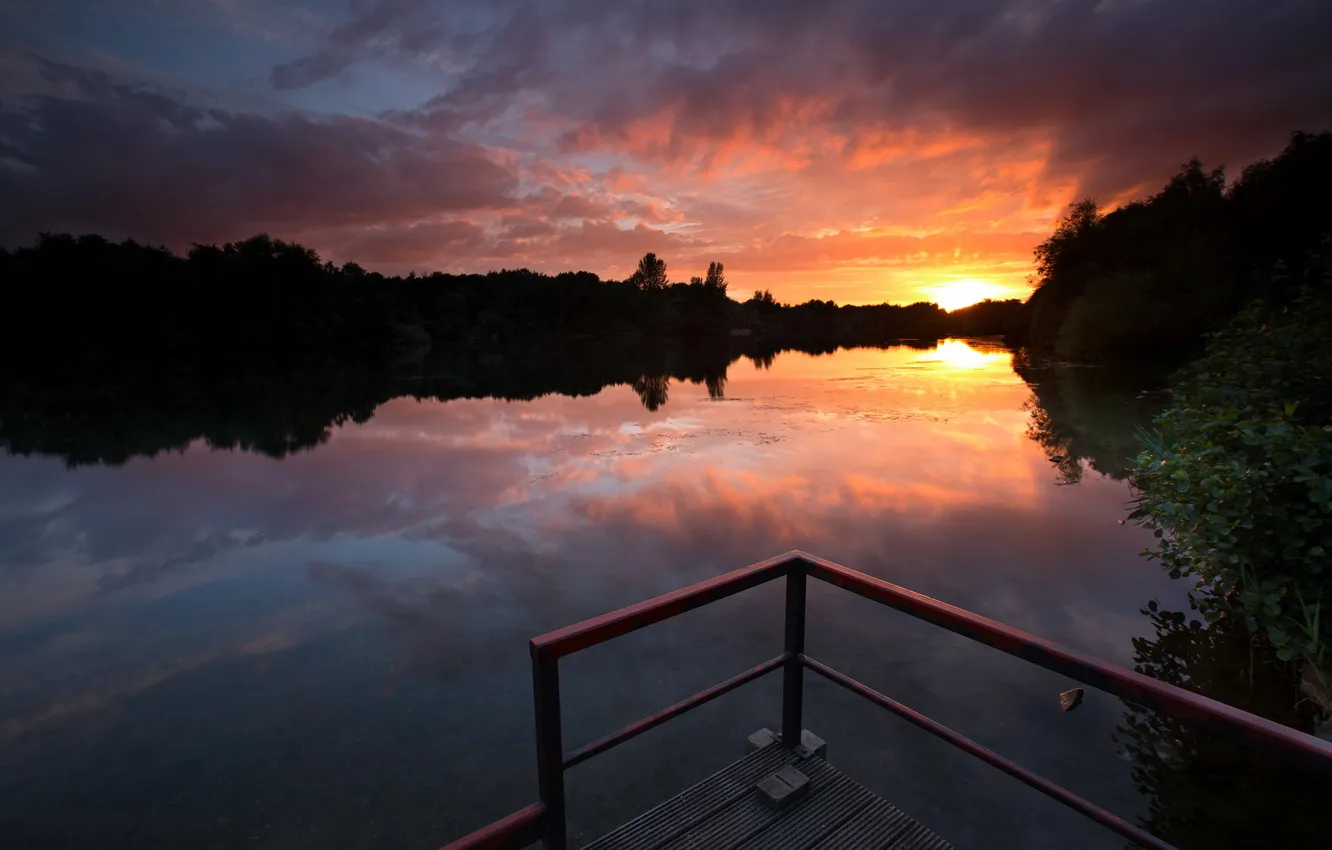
(922, 278, 1004, 311)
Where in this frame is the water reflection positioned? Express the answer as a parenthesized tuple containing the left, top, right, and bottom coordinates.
(0, 339, 1318, 849)
(1013, 349, 1170, 485)
(0, 340, 945, 468)
(705, 374, 726, 400)
(631, 374, 671, 411)
(1116, 601, 1328, 849)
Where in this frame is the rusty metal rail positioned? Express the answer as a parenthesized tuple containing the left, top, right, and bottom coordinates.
(440, 550, 1332, 850)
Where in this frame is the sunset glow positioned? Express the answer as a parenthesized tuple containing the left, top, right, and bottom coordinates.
(919, 339, 1014, 372)
(922, 278, 1012, 311)
(1, 1, 1326, 305)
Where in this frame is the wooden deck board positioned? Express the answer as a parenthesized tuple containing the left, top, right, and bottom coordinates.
(582, 742, 953, 850)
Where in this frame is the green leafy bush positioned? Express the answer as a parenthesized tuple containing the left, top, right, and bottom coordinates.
(1132, 266, 1332, 667)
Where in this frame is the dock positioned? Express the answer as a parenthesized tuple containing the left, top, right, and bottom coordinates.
(439, 550, 1332, 850)
(583, 733, 951, 849)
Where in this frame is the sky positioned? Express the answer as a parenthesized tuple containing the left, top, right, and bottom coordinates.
(1, 1, 1330, 306)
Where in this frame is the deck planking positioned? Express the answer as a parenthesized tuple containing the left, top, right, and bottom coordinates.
(582, 740, 952, 850)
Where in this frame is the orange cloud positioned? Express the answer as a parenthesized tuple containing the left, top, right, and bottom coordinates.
(9, 0, 1327, 307)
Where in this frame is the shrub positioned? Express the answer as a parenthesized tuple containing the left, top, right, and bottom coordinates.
(1131, 267, 1332, 668)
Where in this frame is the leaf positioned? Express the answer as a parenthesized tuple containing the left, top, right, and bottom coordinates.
(1059, 688, 1085, 712)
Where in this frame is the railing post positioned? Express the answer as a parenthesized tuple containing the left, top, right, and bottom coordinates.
(781, 563, 807, 750)
(532, 647, 567, 850)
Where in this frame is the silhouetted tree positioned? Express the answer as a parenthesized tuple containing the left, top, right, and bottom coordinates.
(947, 298, 1025, 336)
(746, 289, 778, 313)
(631, 252, 669, 291)
(1032, 198, 1102, 289)
(705, 261, 727, 295)
(1013, 130, 1332, 360)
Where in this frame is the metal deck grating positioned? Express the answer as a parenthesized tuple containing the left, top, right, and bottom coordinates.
(582, 742, 953, 850)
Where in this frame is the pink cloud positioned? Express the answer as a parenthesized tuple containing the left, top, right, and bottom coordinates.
(6, 0, 1329, 304)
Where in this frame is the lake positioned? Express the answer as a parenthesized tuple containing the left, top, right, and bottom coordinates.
(0, 339, 1324, 849)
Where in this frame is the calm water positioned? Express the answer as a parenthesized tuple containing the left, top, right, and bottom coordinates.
(0, 341, 1321, 849)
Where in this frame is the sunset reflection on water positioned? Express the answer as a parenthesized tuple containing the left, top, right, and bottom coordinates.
(0, 339, 1180, 850)
(491, 341, 1040, 540)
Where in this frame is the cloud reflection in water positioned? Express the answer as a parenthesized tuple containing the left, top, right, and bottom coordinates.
(0, 341, 1179, 849)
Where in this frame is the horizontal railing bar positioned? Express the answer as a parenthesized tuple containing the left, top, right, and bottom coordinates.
(531, 553, 794, 660)
(563, 653, 789, 769)
(438, 802, 545, 850)
(792, 551, 1332, 776)
(800, 654, 1174, 850)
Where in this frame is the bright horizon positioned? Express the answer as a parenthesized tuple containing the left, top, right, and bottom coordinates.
(2, 1, 1328, 309)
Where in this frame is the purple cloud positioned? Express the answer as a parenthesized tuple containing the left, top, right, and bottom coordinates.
(273, 0, 1332, 201)
(0, 59, 517, 246)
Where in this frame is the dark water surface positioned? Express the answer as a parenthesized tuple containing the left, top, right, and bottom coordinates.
(0, 341, 1324, 849)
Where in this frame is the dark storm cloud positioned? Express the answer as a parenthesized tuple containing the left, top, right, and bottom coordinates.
(269, 0, 526, 91)
(870, 0, 1332, 196)
(0, 59, 517, 247)
(3, 0, 1329, 285)
(270, 0, 438, 89)
(277, 0, 1332, 199)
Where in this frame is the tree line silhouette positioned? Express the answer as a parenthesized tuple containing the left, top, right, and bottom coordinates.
(0, 231, 1022, 465)
(8, 129, 1329, 467)
(1012, 130, 1332, 361)
(0, 235, 1021, 372)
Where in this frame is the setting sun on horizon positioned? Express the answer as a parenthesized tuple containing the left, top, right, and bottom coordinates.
(1, 2, 1324, 309)
(920, 277, 1022, 311)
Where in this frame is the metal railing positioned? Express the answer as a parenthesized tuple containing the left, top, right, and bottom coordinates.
(440, 551, 1332, 850)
